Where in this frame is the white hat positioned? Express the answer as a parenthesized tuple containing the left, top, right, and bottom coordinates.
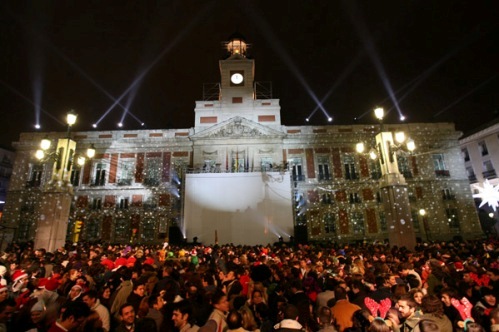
(0, 266, 7, 277)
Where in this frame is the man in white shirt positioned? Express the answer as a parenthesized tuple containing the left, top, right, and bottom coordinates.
(82, 290, 111, 332)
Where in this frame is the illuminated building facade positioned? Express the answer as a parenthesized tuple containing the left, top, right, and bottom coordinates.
(459, 119, 499, 235)
(0, 147, 15, 248)
(0, 148, 14, 213)
(2, 35, 482, 245)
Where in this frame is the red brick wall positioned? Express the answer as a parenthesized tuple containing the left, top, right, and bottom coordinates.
(135, 153, 144, 183)
(306, 148, 315, 178)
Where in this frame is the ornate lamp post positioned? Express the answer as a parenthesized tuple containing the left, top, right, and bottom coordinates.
(34, 110, 94, 251)
(357, 107, 417, 249)
(419, 208, 431, 241)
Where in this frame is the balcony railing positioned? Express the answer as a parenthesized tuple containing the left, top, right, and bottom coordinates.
(468, 174, 477, 183)
(25, 180, 41, 188)
(402, 171, 413, 179)
(483, 170, 497, 179)
(143, 178, 160, 186)
(143, 203, 158, 211)
(117, 178, 133, 186)
(435, 170, 450, 177)
(346, 173, 359, 180)
(318, 174, 332, 181)
(292, 175, 305, 182)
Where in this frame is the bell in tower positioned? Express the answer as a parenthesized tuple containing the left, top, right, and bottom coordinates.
(224, 32, 250, 57)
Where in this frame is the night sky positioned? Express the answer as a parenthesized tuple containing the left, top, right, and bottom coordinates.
(1, 1, 497, 149)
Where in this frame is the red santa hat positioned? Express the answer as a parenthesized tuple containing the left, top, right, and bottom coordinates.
(0, 284, 7, 293)
(44, 278, 60, 292)
(101, 257, 115, 270)
(126, 256, 136, 268)
(454, 261, 464, 272)
(11, 270, 28, 283)
(38, 278, 48, 289)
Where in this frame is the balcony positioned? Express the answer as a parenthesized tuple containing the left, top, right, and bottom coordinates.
(402, 171, 413, 179)
(468, 174, 477, 183)
(345, 173, 359, 180)
(318, 174, 332, 181)
(349, 197, 362, 204)
(321, 197, 333, 205)
(143, 203, 158, 211)
(435, 170, 450, 177)
(483, 169, 497, 180)
(25, 180, 41, 188)
(90, 180, 106, 187)
(20, 205, 35, 213)
(143, 178, 160, 186)
(292, 175, 305, 182)
(117, 178, 133, 186)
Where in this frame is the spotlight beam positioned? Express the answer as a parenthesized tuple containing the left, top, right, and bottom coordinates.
(343, 0, 403, 118)
(29, 43, 45, 128)
(243, 4, 330, 119)
(0, 79, 62, 125)
(7, 2, 213, 128)
(382, 30, 479, 117)
(433, 74, 497, 118)
(354, 15, 479, 122)
(306, 51, 364, 121)
(96, 2, 215, 125)
(31, 73, 43, 127)
(7, 8, 138, 124)
(127, 111, 146, 126)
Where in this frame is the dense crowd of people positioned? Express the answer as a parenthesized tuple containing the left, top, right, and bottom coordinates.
(0, 238, 498, 332)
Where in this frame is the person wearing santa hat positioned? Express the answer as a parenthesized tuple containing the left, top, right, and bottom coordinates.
(10, 270, 29, 294)
(10, 270, 32, 309)
(0, 286, 8, 305)
(67, 284, 84, 303)
(0, 266, 7, 287)
(34, 276, 66, 326)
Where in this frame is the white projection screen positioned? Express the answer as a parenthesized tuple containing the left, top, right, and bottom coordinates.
(183, 172, 294, 245)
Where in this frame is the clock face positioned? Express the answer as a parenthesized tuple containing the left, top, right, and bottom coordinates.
(231, 73, 244, 85)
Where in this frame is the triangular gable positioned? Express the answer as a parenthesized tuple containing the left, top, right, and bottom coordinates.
(191, 116, 285, 140)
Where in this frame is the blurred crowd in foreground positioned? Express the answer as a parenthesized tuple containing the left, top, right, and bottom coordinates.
(0, 238, 498, 332)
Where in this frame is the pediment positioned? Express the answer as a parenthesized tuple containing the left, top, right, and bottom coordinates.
(191, 116, 285, 140)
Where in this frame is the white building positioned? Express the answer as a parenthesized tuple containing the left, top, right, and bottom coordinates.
(2, 34, 482, 246)
(459, 118, 499, 235)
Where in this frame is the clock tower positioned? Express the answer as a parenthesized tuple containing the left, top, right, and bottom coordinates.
(219, 33, 255, 103)
(194, 33, 282, 133)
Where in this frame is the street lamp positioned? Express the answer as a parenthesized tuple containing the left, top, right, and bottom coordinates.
(35, 110, 95, 183)
(33, 110, 94, 252)
(356, 107, 417, 249)
(419, 208, 431, 241)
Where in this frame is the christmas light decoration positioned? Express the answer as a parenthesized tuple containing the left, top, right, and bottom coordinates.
(473, 180, 499, 211)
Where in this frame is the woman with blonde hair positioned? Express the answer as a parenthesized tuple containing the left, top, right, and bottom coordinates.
(368, 319, 393, 332)
(351, 257, 366, 276)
